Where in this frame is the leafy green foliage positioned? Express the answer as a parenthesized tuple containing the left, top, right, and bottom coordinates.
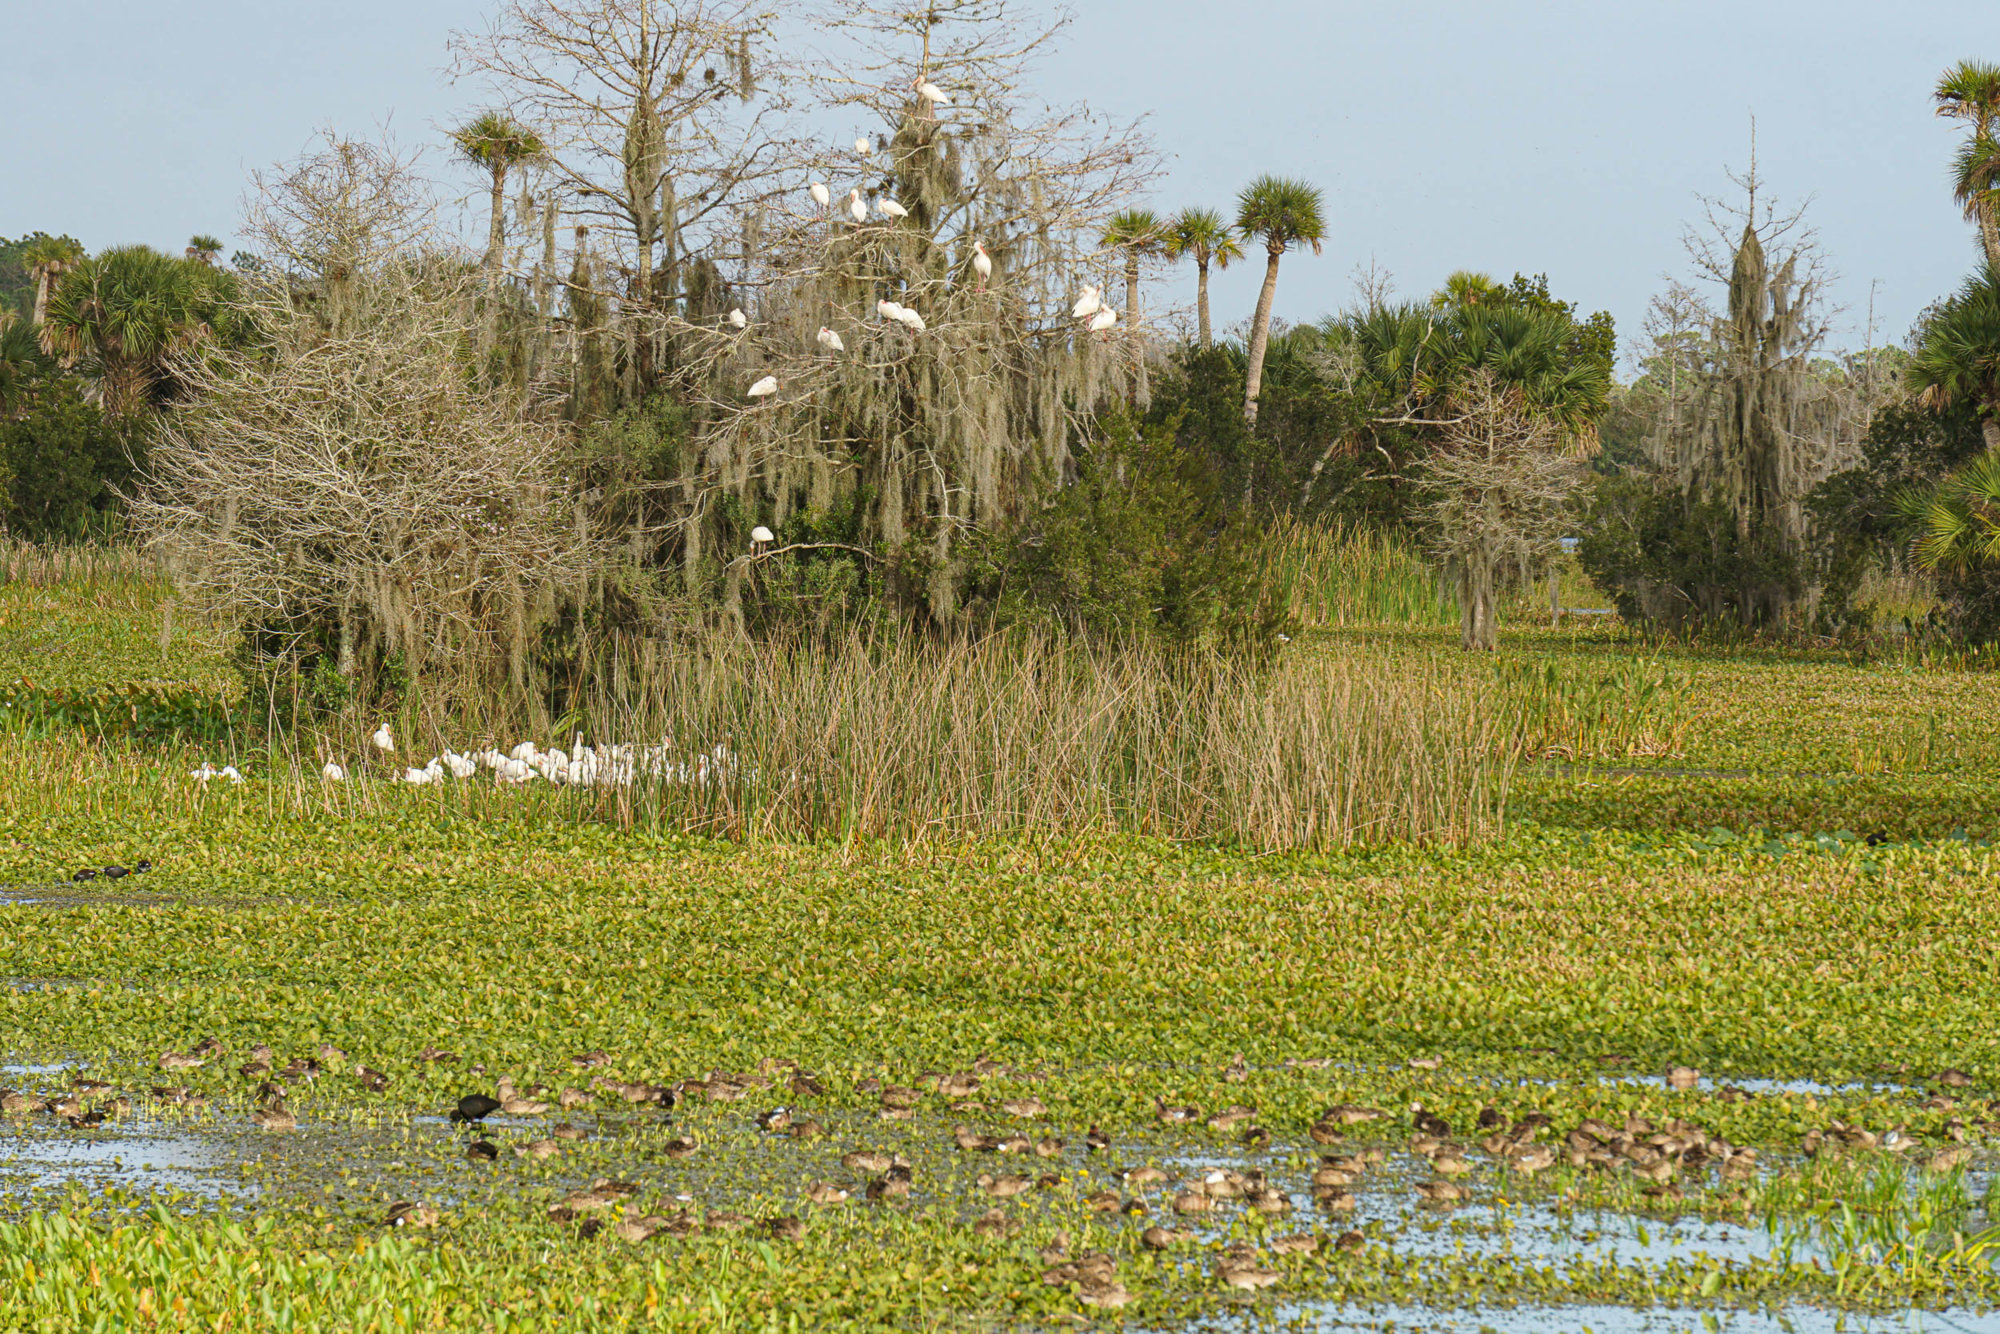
(1576, 475, 1805, 630)
(0, 378, 145, 541)
(1810, 400, 1993, 635)
(968, 412, 1293, 652)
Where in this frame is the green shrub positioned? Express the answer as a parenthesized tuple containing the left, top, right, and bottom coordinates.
(966, 411, 1294, 653)
(0, 377, 142, 541)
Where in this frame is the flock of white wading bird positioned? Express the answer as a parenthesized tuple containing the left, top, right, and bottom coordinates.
(191, 726, 742, 790)
(739, 76, 1120, 404)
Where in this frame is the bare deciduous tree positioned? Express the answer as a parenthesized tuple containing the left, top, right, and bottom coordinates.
(450, 0, 799, 395)
(135, 135, 599, 695)
(682, 0, 1157, 624)
(1420, 372, 1589, 651)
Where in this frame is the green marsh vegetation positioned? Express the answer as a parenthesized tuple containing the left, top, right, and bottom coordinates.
(3, 5, 2000, 1328)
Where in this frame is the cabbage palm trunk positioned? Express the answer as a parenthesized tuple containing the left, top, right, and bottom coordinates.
(1235, 177, 1326, 426)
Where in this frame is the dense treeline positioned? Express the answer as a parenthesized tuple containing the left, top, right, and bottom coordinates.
(4, 10, 1999, 696)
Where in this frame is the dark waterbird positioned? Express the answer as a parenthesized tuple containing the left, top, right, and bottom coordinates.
(451, 1094, 502, 1125)
(71, 869, 96, 883)
(466, 1139, 499, 1161)
(102, 866, 128, 880)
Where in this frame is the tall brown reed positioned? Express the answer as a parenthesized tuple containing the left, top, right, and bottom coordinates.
(365, 634, 1511, 850)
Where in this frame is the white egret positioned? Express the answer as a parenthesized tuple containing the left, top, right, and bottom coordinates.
(809, 180, 831, 209)
(877, 198, 908, 220)
(1071, 286, 1102, 320)
(371, 724, 394, 752)
(972, 242, 993, 288)
(728, 308, 748, 330)
(816, 326, 846, 353)
(916, 81, 950, 105)
(322, 762, 346, 782)
(847, 188, 869, 224)
(751, 525, 775, 544)
(1088, 307, 1118, 334)
(747, 375, 779, 399)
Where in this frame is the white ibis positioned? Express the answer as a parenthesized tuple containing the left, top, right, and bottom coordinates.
(877, 298, 907, 322)
(878, 198, 909, 220)
(1088, 307, 1118, 334)
(809, 181, 831, 208)
(747, 375, 779, 398)
(751, 526, 775, 545)
(917, 81, 950, 105)
(817, 327, 846, 353)
(1071, 286, 1102, 320)
(847, 189, 869, 224)
(728, 308, 748, 330)
(895, 305, 927, 333)
(855, 137, 872, 156)
(972, 242, 993, 289)
(321, 762, 346, 782)
(371, 724, 394, 752)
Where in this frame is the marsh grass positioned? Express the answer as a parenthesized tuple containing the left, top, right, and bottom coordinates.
(1753, 1158, 1999, 1295)
(0, 540, 153, 590)
(274, 633, 1513, 850)
(1274, 516, 1455, 629)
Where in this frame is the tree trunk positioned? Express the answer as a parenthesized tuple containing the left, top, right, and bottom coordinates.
(1980, 200, 2000, 271)
(483, 163, 507, 359)
(1459, 559, 1497, 651)
(1124, 251, 1146, 406)
(1196, 258, 1212, 349)
(30, 270, 50, 327)
(1985, 413, 2000, 454)
(1242, 247, 1283, 425)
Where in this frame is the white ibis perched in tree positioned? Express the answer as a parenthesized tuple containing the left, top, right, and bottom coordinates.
(728, 308, 748, 330)
(817, 327, 846, 353)
(1088, 307, 1118, 334)
(877, 197, 908, 220)
(916, 80, 950, 105)
(1071, 286, 1103, 320)
(847, 189, 869, 225)
(855, 137, 872, 156)
(877, 298, 907, 323)
(972, 242, 993, 289)
(809, 181, 831, 209)
(751, 526, 775, 546)
(747, 375, 779, 399)
(896, 306, 927, 333)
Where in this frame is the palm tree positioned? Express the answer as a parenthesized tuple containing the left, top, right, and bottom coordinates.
(186, 235, 225, 266)
(1910, 264, 2000, 454)
(1431, 270, 1503, 310)
(1235, 175, 1326, 425)
(22, 236, 84, 328)
(453, 110, 547, 353)
(39, 246, 222, 415)
(0, 312, 50, 416)
(1902, 450, 2000, 574)
(1164, 207, 1241, 349)
(1101, 209, 1164, 401)
(1936, 60, 2000, 267)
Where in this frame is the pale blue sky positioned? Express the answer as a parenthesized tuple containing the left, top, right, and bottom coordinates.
(4, 1, 1993, 362)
